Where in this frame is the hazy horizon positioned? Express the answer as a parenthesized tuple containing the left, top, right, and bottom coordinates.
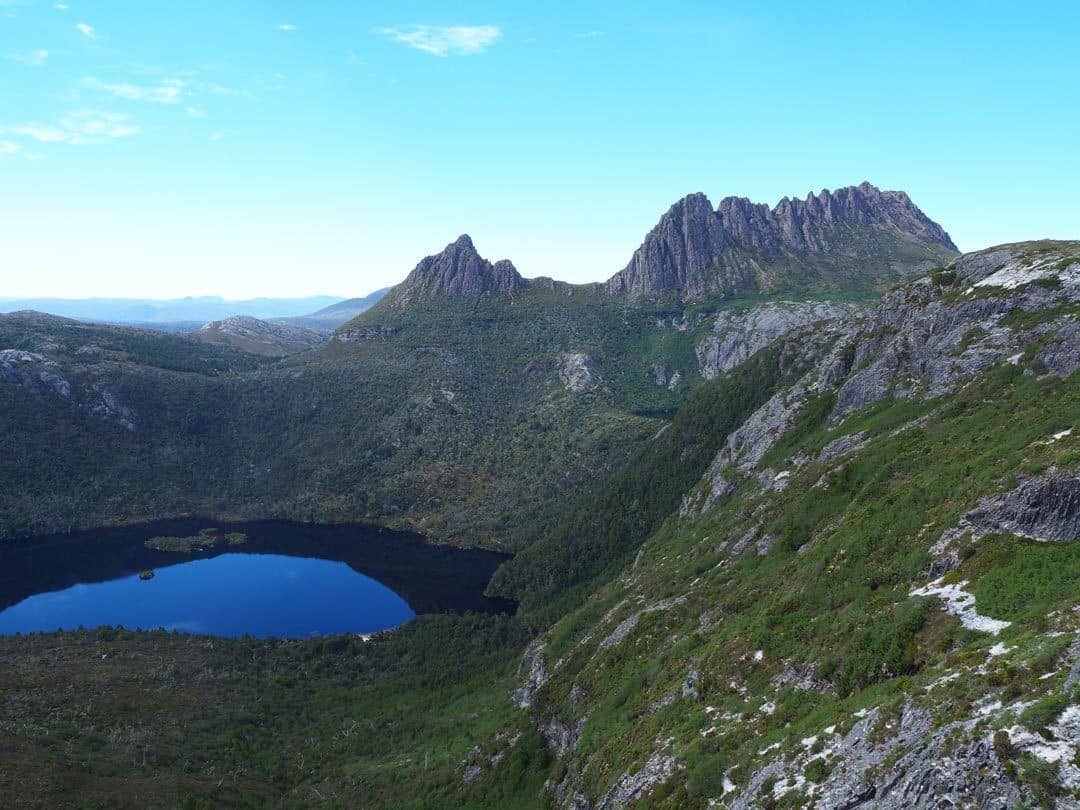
(0, 212, 1028, 305)
(0, 293, 363, 304)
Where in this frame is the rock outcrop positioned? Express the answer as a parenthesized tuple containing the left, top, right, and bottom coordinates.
(510, 643, 548, 709)
(558, 353, 600, 392)
(696, 301, 857, 379)
(685, 326, 856, 515)
(607, 183, 958, 300)
(1, 348, 136, 430)
(388, 235, 528, 307)
(541, 716, 587, 758)
(683, 241, 1080, 521)
(952, 240, 1080, 290)
(0, 350, 72, 399)
(333, 324, 404, 342)
(732, 705, 1028, 809)
(829, 241, 1080, 425)
(951, 473, 1080, 543)
(595, 752, 680, 809)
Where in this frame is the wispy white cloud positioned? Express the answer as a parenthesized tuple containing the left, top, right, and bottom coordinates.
(202, 81, 241, 97)
(185, 106, 206, 118)
(6, 124, 70, 143)
(2, 111, 138, 145)
(63, 111, 138, 140)
(83, 76, 186, 104)
(278, 23, 297, 32)
(377, 24, 501, 56)
(8, 48, 48, 65)
(0, 140, 20, 155)
(54, 2, 68, 8)
(75, 22, 95, 38)
(574, 31, 604, 39)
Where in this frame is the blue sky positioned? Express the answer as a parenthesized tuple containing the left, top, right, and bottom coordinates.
(1, 1, 1077, 298)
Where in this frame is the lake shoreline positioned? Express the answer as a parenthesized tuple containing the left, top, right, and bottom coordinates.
(0, 520, 516, 639)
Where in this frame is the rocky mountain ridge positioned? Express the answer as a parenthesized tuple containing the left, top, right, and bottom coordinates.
(606, 182, 958, 300)
(364, 183, 957, 317)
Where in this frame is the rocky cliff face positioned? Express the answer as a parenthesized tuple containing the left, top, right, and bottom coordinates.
(948, 473, 1080, 544)
(683, 241, 1080, 516)
(695, 301, 860, 379)
(387, 235, 528, 307)
(364, 183, 954, 314)
(828, 241, 1080, 425)
(607, 182, 958, 300)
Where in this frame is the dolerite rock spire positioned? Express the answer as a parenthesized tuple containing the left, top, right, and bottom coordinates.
(389, 235, 528, 307)
(605, 192, 745, 302)
(608, 182, 958, 300)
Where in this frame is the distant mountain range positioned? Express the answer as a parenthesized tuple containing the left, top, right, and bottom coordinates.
(272, 288, 391, 331)
(0, 292, 388, 331)
(189, 290, 396, 355)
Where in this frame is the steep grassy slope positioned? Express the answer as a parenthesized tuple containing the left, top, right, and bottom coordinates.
(487, 347, 794, 623)
(500, 365, 1079, 807)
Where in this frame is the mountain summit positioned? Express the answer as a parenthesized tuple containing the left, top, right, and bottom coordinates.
(365, 183, 957, 317)
(607, 182, 958, 300)
(388, 235, 527, 307)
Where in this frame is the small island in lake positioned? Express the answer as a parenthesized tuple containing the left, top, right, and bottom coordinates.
(138, 570, 155, 581)
(144, 528, 247, 553)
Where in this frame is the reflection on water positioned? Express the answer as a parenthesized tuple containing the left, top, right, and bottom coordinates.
(0, 520, 513, 638)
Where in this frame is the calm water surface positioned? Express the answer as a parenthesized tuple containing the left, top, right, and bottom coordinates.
(0, 520, 512, 638)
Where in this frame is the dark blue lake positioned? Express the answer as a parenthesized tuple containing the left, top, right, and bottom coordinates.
(0, 520, 512, 638)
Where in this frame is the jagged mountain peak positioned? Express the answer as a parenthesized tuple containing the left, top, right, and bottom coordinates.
(446, 233, 479, 256)
(608, 183, 958, 300)
(388, 235, 528, 308)
(670, 191, 713, 209)
(452, 233, 473, 245)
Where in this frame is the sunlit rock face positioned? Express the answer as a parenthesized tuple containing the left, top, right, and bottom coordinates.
(607, 183, 958, 301)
